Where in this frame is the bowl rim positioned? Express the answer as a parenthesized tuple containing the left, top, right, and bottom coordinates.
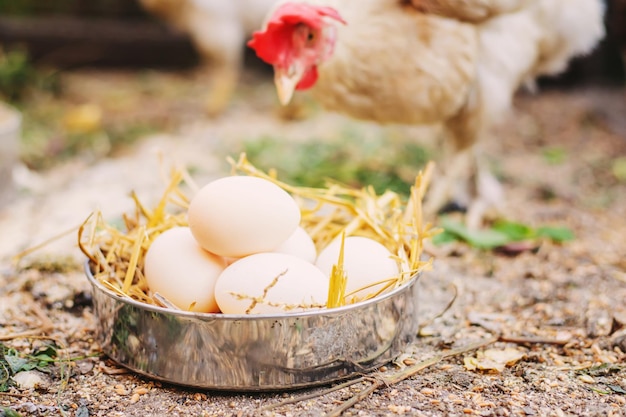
(85, 259, 420, 321)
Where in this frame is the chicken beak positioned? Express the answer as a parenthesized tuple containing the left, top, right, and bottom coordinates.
(274, 65, 304, 105)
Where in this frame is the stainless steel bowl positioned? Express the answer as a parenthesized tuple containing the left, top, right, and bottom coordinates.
(86, 263, 420, 391)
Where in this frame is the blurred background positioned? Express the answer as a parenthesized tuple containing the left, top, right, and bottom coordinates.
(0, 0, 624, 195)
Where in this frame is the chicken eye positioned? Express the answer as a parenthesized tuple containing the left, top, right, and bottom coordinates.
(307, 32, 315, 42)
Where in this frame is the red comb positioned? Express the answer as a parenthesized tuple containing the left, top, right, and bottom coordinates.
(248, 3, 345, 65)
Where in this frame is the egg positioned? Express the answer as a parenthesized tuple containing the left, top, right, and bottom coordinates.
(272, 226, 317, 263)
(144, 227, 226, 313)
(315, 236, 399, 301)
(188, 176, 301, 258)
(221, 226, 316, 265)
(214, 252, 328, 314)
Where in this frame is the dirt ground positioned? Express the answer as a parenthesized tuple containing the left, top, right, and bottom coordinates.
(1, 70, 626, 417)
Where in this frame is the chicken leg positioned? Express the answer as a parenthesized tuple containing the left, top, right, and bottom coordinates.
(423, 145, 504, 229)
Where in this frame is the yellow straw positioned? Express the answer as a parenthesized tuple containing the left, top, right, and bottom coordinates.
(122, 225, 145, 293)
(326, 232, 347, 308)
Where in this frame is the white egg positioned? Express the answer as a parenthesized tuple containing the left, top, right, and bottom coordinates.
(315, 236, 399, 301)
(144, 227, 226, 313)
(272, 226, 317, 263)
(188, 176, 301, 258)
(214, 252, 328, 315)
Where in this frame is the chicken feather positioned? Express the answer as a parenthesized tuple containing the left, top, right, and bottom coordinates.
(409, 0, 532, 22)
(310, 2, 478, 126)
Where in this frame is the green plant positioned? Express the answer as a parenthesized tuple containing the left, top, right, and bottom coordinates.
(1, 342, 61, 392)
(0, 48, 36, 101)
(0, 341, 98, 394)
(240, 133, 431, 196)
(0, 48, 59, 102)
(433, 218, 575, 249)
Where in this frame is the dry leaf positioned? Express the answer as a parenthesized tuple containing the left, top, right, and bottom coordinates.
(464, 348, 525, 373)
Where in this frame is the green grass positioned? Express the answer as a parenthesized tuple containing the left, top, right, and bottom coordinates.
(19, 107, 160, 170)
(0, 48, 59, 103)
(0, 51, 162, 170)
(541, 146, 568, 165)
(238, 132, 432, 197)
(433, 218, 575, 249)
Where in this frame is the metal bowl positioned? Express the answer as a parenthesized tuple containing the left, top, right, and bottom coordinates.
(86, 262, 420, 391)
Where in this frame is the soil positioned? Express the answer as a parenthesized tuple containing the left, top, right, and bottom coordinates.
(1, 69, 626, 417)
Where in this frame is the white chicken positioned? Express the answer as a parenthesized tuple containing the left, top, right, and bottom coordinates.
(248, 0, 606, 226)
(139, 0, 277, 116)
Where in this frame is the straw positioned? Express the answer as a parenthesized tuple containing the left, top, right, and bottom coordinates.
(78, 153, 437, 312)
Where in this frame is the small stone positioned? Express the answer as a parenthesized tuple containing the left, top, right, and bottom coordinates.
(578, 374, 595, 384)
(114, 384, 129, 395)
(421, 388, 435, 396)
(403, 357, 416, 366)
(13, 370, 51, 390)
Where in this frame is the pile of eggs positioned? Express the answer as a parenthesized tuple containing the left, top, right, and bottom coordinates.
(143, 176, 399, 314)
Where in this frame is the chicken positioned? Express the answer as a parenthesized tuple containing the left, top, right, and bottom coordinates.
(139, 0, 277, 116)
(247, 0, 605, 226)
